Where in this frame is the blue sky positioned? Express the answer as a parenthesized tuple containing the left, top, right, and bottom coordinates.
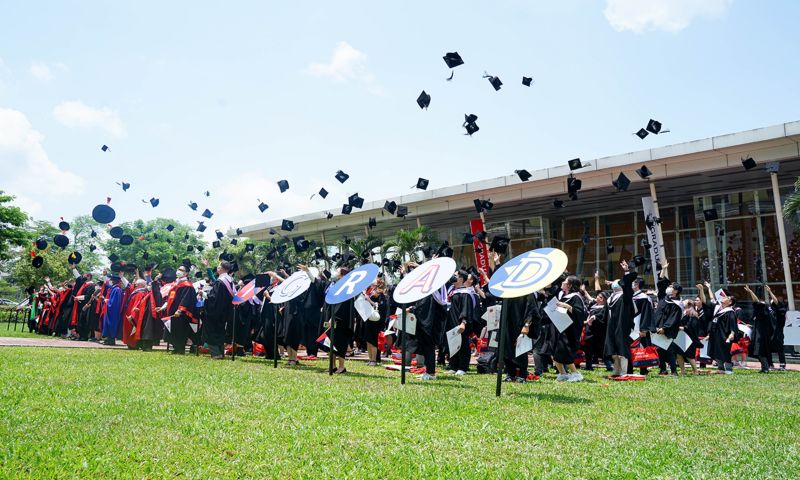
(1, 0, 798, 236)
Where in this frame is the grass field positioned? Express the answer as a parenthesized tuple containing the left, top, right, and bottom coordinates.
(0, 344, 798, 479)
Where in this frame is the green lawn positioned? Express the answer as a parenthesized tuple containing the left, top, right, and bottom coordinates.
(0, 345, 798, 479)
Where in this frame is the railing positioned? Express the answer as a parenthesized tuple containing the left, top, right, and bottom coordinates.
(0, 307, 28, 332)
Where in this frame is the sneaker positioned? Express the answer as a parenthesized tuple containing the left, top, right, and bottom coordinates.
(418, 373, 436, 380)
(556, 373, 570, 381)
(722, 370, 734, 375)
(446, 370, 457, 375)
(454, 370, 466, 376)
(503, 375, 514, 382)
(514, 377, 526, 384)
(567, 372, 584, 382)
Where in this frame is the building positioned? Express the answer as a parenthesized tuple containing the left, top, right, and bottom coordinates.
(240, 121, 800, 309)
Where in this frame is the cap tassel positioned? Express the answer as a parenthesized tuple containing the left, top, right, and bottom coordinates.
(446, 71, 454, 81)
(106, 197, 112, 204)
(30, 250, 36, 258)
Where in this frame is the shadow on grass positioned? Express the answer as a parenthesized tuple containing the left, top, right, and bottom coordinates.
(510, 391, 592, 404)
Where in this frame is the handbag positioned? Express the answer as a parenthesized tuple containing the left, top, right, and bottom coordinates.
(631, 341, 659, 368)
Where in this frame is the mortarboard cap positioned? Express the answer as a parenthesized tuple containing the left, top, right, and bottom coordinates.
(635, 128, 649, 140)
(215, 230, 224, 240)
(196, 245, 204, 252)
(118, 181, 130, 191)
(489, 236, 510, 254)
(108, 253, 120, 263)
(741, 156, 756, 170)
(612, 172, 631, 192)
(516, 169, 531, 181)
(90, 229, 97, 238)
(464, 121, 479, 136)
(147, 198, 159, 208)
(473, 199, 484, 214)
(141, 251, 149, 259)
(567, 175, 582, 193)
(196, 222, 206, 232)
(293, 236, 310, 252)
(475, 230, 487, 242)
(384, 201, 397, 215)
(396, 205, 408, 218)
(166, 224, 175, 232)
(212, 240, 221, 249)
(195, 271, 204, 279)
(606, 243, 614, 253)
(32, 256, 43, 268)
(326, 212, 334, 220)
(646, 119, 664, 135)
(318, 188, 329, 199)
(281, 219, 295, 231)
(632, 255, 646, 267)
(486, 75, 502, 91)
(119, 234, 133, 246)
(314, 248, 325, 259)
(236, 228, 243, 236)
(443, 52, 464, 69)
(341, 204, 353, 215)
(522, 76, 533, 87)
(368, 217, 377, 229)
(92, 204, 115, 224)
(230, 239, 238, 246)
(54, 234, 69, 249)
(101, 145, 109, 152)
(245, 243, 255, 252)
(568, 158, 583, 171)
(109, 226, 123, 238)
(187, 245, 194, 252)
(201, 209, 213, 219)
(703, 209, 718, 221)
(415, 178, 429, 190)
(348, 193, 364, 209)
(277, 179, 289, 193)
(553, 199, 565, 209)
(161, 267, 176, 283)
(58, 220, 70, 231)
(335, 170, 349, 183)
(204, 191, 210, 197)
(635, 165, 653, 179)
(68, 251, 82, 265)
(416, 90, 431, 110)
(35, 237, 48, 250)
(188, 201, 198, 211)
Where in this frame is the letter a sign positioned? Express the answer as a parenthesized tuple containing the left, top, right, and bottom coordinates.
(393, 257, 456, 304)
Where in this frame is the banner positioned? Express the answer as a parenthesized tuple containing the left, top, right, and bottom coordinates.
(641, 196, 665, 280)
(470, 219, 490, 285)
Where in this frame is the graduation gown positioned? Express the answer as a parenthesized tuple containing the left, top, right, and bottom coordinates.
(122, 287, 149, 347)
(748, 302, 773, 358)
(164, 281, 199, 346)
(603, 271, 636, 357)
(138, 284, 165, 344)
(551, 292, 586, 364)
(769, 302, 788, 351)
(706, 304, 737, 364)
(500, 293, 537, 360)
(277, 296, 304, 350)
(326, 297, 355, 358)
(203, 274, 235, 348)
(102, 283, 124, 339)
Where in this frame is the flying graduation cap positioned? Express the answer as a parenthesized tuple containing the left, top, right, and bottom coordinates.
(144, 198, 159, 207)
(281, 219, 295, 231)
(196, 222, 207, 232)
(443, 52, 463, 80)
(277, 180, 290, 193)
(201, 209, 213, 219)
(741, 156, 756, 170)
(188, 201, 198, 211)
(101, 145, 109, 152)
(483, 72, 503, 91)
(215, 230, 224, 240)
(317, 188, 329, 199)
(522, 76, 533, 87)
(646, 119, 668, 135)
(335, 170, 349, 183)
(166, 224, 175, 232)
(117, 181, 130, 191)
(92, 204, 115, 224)
(35, 237, 48, 250)
(109, 226, 124, 238)
(515, 169, 531, 181)
(342, 204, 353, 215)
(612, 172, 631, 192)
(415, 178, 429, 190)
(568, 158, 585, 171)
(368, 217, 377, 229)
(396, 205, 408, 218)
(553, 199, 565, 209)
(635, 165, 653, 179)
(384, 200, 397, 215)
(258, 200, 269, 213)
(473, 199, 493, 214)
(204, 190, 210, 197)
(417, 90, 431, 109)
(348, 193, 364, 209)
(463, 113, 479, 136)
(58, 219, 70, 231)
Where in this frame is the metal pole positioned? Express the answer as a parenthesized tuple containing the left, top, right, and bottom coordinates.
(230, 306, 237, 361)
(494, 299, 508, 397)
(401, 307, 407, 385)
(329, 305, 335, 376)
(771, 172, 795, 310)
(273, 304, 279, 368)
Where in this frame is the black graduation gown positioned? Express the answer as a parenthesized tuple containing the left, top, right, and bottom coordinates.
(551, 292, 587, 364)
(164, 282, 198, 347)
(446, 289, 476, 370)
(410, 294, 445, 353)
(604, 270, 637, 357)
(255, 294, 279, 358)
(278, 296, 304, 350)
(633, 291, 656, 346)
(706, 304, 737, 364)
(533, 294, 557, 356)
(329, 297, 355, 358)
(500, 293, 539, 373)
(654, 278, 682, 353)
(770, 302, 788, 351)
(678, 313, 704, 358)
(748, 302, 773, 357)
(139, 285, 165, 344)
(585, 303, 608, 357)
(303, 279, 326, 350)
(203, 276, 234, 347)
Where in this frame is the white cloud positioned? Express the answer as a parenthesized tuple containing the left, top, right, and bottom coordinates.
(29, 61, 52, 81)
(0, 107, 85, 215)
(306, 42, 385, 95)
(53, 100, 127, 138)
(604, 0, 732, 33)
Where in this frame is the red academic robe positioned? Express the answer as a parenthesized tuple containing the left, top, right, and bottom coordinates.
(122, 288, 149, 347)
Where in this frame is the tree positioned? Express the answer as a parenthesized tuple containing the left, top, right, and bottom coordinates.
(0, 191, 31, 260)
(785, 177, 800, 228)
(100, 218, 205, 274)
(389, 226, 438, 264)
(11, 221, 71, 288)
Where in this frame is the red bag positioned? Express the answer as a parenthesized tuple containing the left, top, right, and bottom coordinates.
(252, 342, 265, 356)
(574, 349, 586, 366)
(631, 342, 659, 368)
(730, 341, 744, 356)
(377, 331, 385, 352)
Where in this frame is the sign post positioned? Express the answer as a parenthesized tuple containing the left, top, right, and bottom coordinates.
(269, 271, 313, 367)
(487, 248, 568, 397)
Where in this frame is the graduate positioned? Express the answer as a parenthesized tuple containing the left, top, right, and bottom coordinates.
(677, 298, 703, 375)
(765, 285, 788, 370)
(160, 265, 198, 354)
(603, 260, 637, 377)
(553, 275, 588, 382)
(445, 269, 477, 376)
(585, 288, 609, 372)
(505, 292, 540, 382)
(704, 288, 738, 374)
(274, 267, 306, 365)
(135, 270, 168, 351)
(203, 260, 235, 359)
(301, 268, 327, 360)
(122, 279, 149, 348)
(408, 285, 447, 379)
(363, 279, 387, 367)
(101, 273, 128, 345)
(654, 261, 682, 375)
(324, 267, 356, 374)
(742, 285, 773, 373)
(71, 274, 96, 341)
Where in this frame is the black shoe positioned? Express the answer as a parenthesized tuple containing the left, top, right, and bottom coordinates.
(503, 375, 514, 382)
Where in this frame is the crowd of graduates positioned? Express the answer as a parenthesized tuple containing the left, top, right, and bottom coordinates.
(22, 249, 792, 381)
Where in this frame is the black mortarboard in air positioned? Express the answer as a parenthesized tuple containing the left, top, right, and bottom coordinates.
(314, 248, 325, 260)
(473, 199, 483, 214)
(368, 217, 377, 229)
(415, 178, 429, 190)
(58, 220, 70, 231)
(612, 172, 631, 192)
(188, 201, 198, 211)
(116, 181, 130, 192)
(90, 229, 97, 238)
(187, 245, 194, 252)
(384, 201, 397, 215)
(35, 237, 48, 250)
(485, 75, 502, 91)
(195, 271, 204, 279)
(463, 232, 474, 244)
(567, 175, 582, 194)
(348, 193, 364, 208)
(465, 113, 478, 124)
(417, 90, 431, 109)
(245, 243, 255, 252)
(204, 191, 210, 197)
(147, 198, 159, 207)
(109, 226, 123, 238)
(326, 212, 334, 220)
(438, 242, 454, 258)
(342, 204, 353, 215)
(161, 267, 176, 282)
(212, 240, 221, 249)
(201, 209, 213, 219)
(68, 251, 82, 265)
(258, 201, 269, 213)
(632, 255, 646, 267)
(101, 145, 109, 152)
(703, 209, 718, 221)
(196, 222, 206, 232)
(568, 158, 584, 171)
(215, 230, 224, 240)
(92, 204, 115, 224)
(293, 236, 310, 252)
(269, 228, 277, 235)
(281, 219, 294, 231)
(475, 230, 487, 242)
(463, 114, 479, 135)
(318, 188, 329, 199)
(196, 245, 204, 252)
(606, 243, 614, 253)
(635, 165, 653, 178)
(646, 119, 665, 135)
(335, 170, 349, 183)
(635, 128, 649, 139)
(490, 236, 510, 254)
(522, 76, 533, 87)
(516, 169, 531, 181)
(166, 224, 175, 232)
(108, 253, 120, 263)
(230, 238, 238, 246)
(553, 199, 565, 209)
(443, 52, 464, 69)
(32, 256, 43, 268)
(741, 156, 756, 170)
(396, 205, 408, 218)
(277, 180, 290, 193)
(236, 228, 243, 236)
(119, 234, 134, 246)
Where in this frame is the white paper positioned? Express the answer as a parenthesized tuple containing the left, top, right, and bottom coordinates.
(515, 335, 532, 357)
(162, 318, 172, 332)
(354, 295, 375, 322)
(737, 323, 752, 337)
(545, 297, 573, 333)
(446, 326, 462, 356)
(650, 333, 673, 350)
(383, 318, 396, 336)
(786, 310, 800, 328)
(488, 331, 498, 348)
(699, 338, 710, 358)
(783, 326, 800, 346)
(630, 314, 642, 341)
(482, 306, 501, 331)
(189, 323, 198, 333)
(675, 330, 694, 353)
(394, 311, 417, 335)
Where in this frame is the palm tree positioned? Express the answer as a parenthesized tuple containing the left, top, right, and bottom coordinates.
(388, 226, 437, 264)
(784, 177, 800, 228)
